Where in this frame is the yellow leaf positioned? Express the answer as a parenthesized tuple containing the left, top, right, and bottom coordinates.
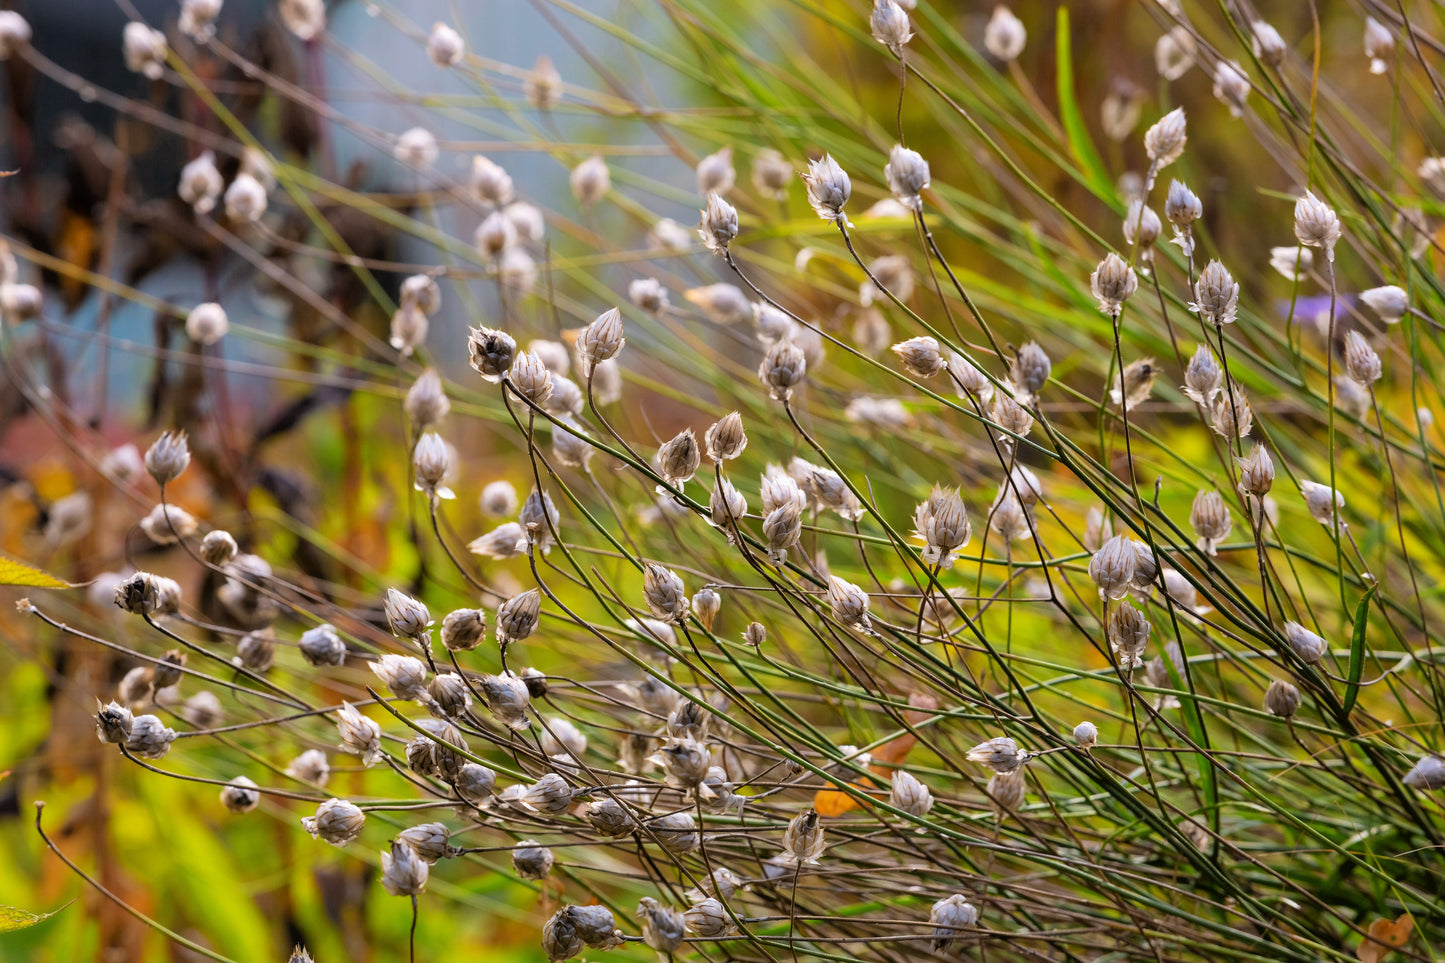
(0, 556, 68, 588)
(0, 902, 70, 933)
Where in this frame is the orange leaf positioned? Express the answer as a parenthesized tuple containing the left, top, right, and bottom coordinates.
(1358, 914, 1412, 963)
(813, 787, 861, 818)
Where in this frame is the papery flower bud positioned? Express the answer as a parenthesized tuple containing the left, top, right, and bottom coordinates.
(1109, 600, 1150, 670)
(1011, 341, 1051, 401)
(781, 809, 826, 863)
(870, 0, 912, 52)
(1300, 479, 1344, 527)
(1124, 200, 1161, 258)
(699, 412, 747, 464)
(759, 338, 807, 401)
(412, 432, 455, 500)
(636, 898, 687, 954)
(1089, 535, 1137, 600)
(220, 776, 260, 814)
(299, 623, 346, 666)
(1211, 385, 1254, 441)
(1264, 679, 1300, 718)
(123, 22, 167, 79)
(1283, 621, 1327, 664)
(509, 350, 555, 406)
(929, 894, 978, 951)
(1193, 260, 1239, 326)
(825, 576, 872, 633)
(125, 714, 177, 759)
(1212, 60, 1250, 117)
(577, 306, 626, 378)
(542, 909, 584, 963)
(643, 563, 688, 623)
(570, 155, 610, 205)
(1182, 345, 1222, 407)
(657, 429, 701, 487)
(423, 20, 465, 66)
(628, 278, 668, 317)
(1252, 21, 1287, 67)
(1237, 444, 1275, 497)
(236, 630, 274, 672)
(394, 127, 438, 170)
(984, 5, 1026, 61)
(468, 326, 517, 383)
(403, 368, 450, 429)
(987, 769, 1026, 818)
(371, 653, 430, 703)
(1190, 489, 1232, 556)
(914, 486, 971, 569)
(1364, 17, 1394, 75)
(698, 191, 739, 254)
(526, 53, 562, 109)
(96, 700, 135, 744)
(145, 431, 190, 485)
(892, 336, 945, 378)
(496, 589, 542, 646)
(1144, 108, 1187, 179)
(1403, 755, 1445, 791)
(0, 11, 32, 59)
(708, 477, 748, 539)
(303, 798, 365, 846)
(285, 749, 330, 788)
(381, 839, 429, 896)
(336, 702, 383, 766)
(1073, 721, 1098, 748)
(885, 144, 929, 211)
(890, 769, 934, 815)
(178, 151, 223, 214)
(967, 735, 1026, 773)
(440, 608, 485, 652)
(691, 587, 721, 632)
(453, 761, 496, 805)
(224, 173, 267, 222)
(1091, 253, 1138, 315)
(803, 154, 851, 223)
(1343, 330, 1382, 384)
(479, 671, 531, 729)
(199, 529, 238, 567)
(1155, 27, 1194, 82)
(1165, 179, 1201, 227)
(139, 503, 197, 545)
(505, 839, 553, 880)
(279, 0, 323, 39)
(1359, 285, 1407, 324)
(1294, 191, 1342, 262)
(384, 587, 432, 641)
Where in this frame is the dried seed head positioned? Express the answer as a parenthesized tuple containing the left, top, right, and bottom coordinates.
(1402, 755, 1445, 791)
(384, 588, 432, 642)
(1010, 341, 1051, 401)
(178, 151, 223, 214)
(96, 700, 135, 744)
(285, 749, 330, 788)
(480, 672, 532, 729)
(967, 736, 1026, 773)
(1073, 721, 1098, 748)
(236, 630, 275, 673)
(454, 762, 496, 805)
(1110, 358, 1157, 409)
(703, 411, 748, 463)
(468, 326, 517, 383)
(116, 666, 153, 706)
(696, 146, 735, 196)
(521, 773, 574, 814)
(1193, 260, 1239, 326)
(381, 839, 429, 896)
(224, 172, 268, 223)
(1300, 480, 1344, 527)
(1360, 285, 1408, 324)
(762, 500, 803, 564)
(389, 303, 428, 357)
(1212, 60, 1250, 116)
(1182, 345, 1222, 407)
(220, 776, 260, 814)
(781, 809, 826, 863)
(1155, 27, 1195, 82)
(802, 154, 851, 223)
(125, 714, 177, 760)
(520, 487, 561, 554)
(0, 11, 31, 59)
(1343, 330, 1382, 384)
(1283, 621, 1327, 664)
(298, 623, 346, 666)
(181, 690, 222, 729)
(200, 529, 238, 567)
(393, 127, 438, 170)
(413, 432, 456, 501)
(474, 209, 517, 258)
(1236, 444, 1275, 498)
(657, 429, 701, 485)
(1210, 385, 1254, 441)
(1143, 108, 1187, 177)
(759, 338, 808, 401)
(751, 148, 792, 200)
(892, 336, 945, 378)
(991, 393, 1034, 444)
(371, 654, 430, 703)
(810, 466, 863, 521)
(1264, 679, 1300, 718)
(885, 144, 929, 211)
(303, 798, 365, 846)
(643, 563, 689, 623)
(915, 486, 972, 569)
(827, 576, 873, 634)
(684, 898, 734, 939)
(1124, 199, 1162, 254)
(1084, 505, 1113, 552)
(279, 0, 324, 40)
(626, 278, 669, 318)
(890, 769, 934, 816)
(139, 503, 197, 545)
(743, 622, 767, 648)
(496, 588, 542, 646)
(929, 895, 979, 951)
(691, 587, 722, 632)
(1190, 489, 1232, 555)
(578, 307, 625, 376)
(1253, 20, 1287, 66)
(688, 282, 752, 324)
(1365, 17, 1394, 75)
(1165, 179, 1202, 228)
(1090, 253, 1138, 315)
(570, 155, 610, 205)
(637, 898, 687, 954)
(499, 248, 538, 296)
(986, 769, 1027, 818)
(1108, 600, 1151, 671)
(509, 350, 555, 406)
(870, 0, 912, 52)
(984, 6, 1026, 61)
(475, 481, 516, 518)
(399, 823, 452, 864)
(542, 908, 584, 963)
(512, 840, 554, 880)
(427, 21, 464, 67)
(402, 368, 450, 430)
(336, 702, 383, 766)
(540, 717, 588, 759)
(698, 191, 739, 254)
(1089, 535, 1137, 600)
(1294, 191, 1342, 262)
(145, 431, 190, 485)
(122, 22, 167, 79)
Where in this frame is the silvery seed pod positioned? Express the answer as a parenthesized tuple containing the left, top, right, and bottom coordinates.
(140, 503, 197, 545)
(182, 690, 222, 729)
(687, 866, 744, 903)
(199, 530, 238, 567)
(691, 588, 721, 632)
(892, 336, 945, 378)
(479, 672, 531, 729)
(704, 411, 747, 463)
(584, 796, 635, 836)
(870, 0, 912, 52)
(647, 811, 699, 854)
(802, 154, 851, 222)
(929, 894, 979, 951)
(236, 630, 275, 673)
(984, 5, 1026, 60)
(185, 302, 228, 346)
(1108, 600, 1152, 672)
(637, 898, 687, 954)
(1264, 679, 1300, 718)
(1190, 490, 1232, 556)
(370, 654, 430, 703)
(1210, 385, 1253, 440)
(540, 718, 588, 758)
(224, 172, 268, 222)
(521, 773, 574, 814)
(336, 702, 383, 766)
(520, 487, 561, 554)
(428, 673, 471, 719)
(497, 589, 542, 645)
(468, 326, 517, 383)
(1123, 199, 1161, 256)
(299, 624, 346, 666)
(384, 588, 432, 641)
(545, 378, 585, 420)
(668, 699, 710, 741)
(406, 368, 451, 429)
(302, 798, 365, 846)
(986, 768, 1026, 818)
(1157, 30, 1196, 85)
(381, 839, 429, 896)
(1193, 260, 1239, 326)
(152, 650, 185, 690)
(781, 809, 826, 863)
(685, 898, 734, 938)
(1294, 190, 1342, 262)
(629, 277, 669, 316)
(390, 303, 428, 356)
(570, 155, 610, 204)
(96, 700, 134, 744)
(915, 486, 971, 569)
(469, 523, 527, 560)
(1143, 107, 1187, 173)
(570, 905, 622, 949)
(288, 945, 314, 963)
(884, 144, 929, 214)
(744, 622, 766, 647)
(123, 21, 167, 78)
(1300, 480, 1344, 528)
(1360, 285, 1408, 324)
(427, 21, 464, 67)
(1402, 755, 1445, 791)
(1183, 345, 1222, 406)
(688, 283, 751, 324)
(178, 150, 223, 213)
(398, 822, 451, 863)
(890, 769, 934, 816)
(125, 714, 177, 760)
(1283, 621, 1327, 664)
(220, 776, 261, 813)
(1252, 20, 1286, 66)
(826, 576, 873, 634)
(144, 431, 190, 485)
(521, 666, 549, 698)
(759, 339, 807, 401)
(1089, 535, 1137, 600)
(393, 127, 438, 169)
(453, 762, 496, 805)
(578, 307, 626, 376)
(509, 351, 555, 406)
(1212, 60, 1250, 117)
(1011, 341, 1051, 400)
(285, 749, 330, 788)
(655, 737, 710, 789)
(643, 563, 689, 623)
(1343, 330, 1382, 385)
(810, 467, 863, 521)
(1090, 253, 1138, 315)
(698, 191, 739, 254)
(967, 736, 1026, 773)
(480, 480, 519, 517)
(542, 908, 584, 963)
(752, 148, 792, 199)
(526, 53, 562, 109)
(1074, 721, 1098, 748)
(657, 429, 701, 487)
(117, 666, 153, 705)
(512, 840, 554, 879)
